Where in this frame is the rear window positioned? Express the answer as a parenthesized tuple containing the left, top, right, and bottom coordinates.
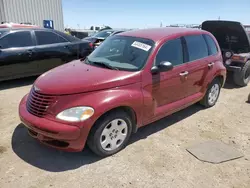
(185, 35, 209, 62)
(204, 34, 218, 55)
(35, 31, 67, 45)
(54, 30, 80, 42)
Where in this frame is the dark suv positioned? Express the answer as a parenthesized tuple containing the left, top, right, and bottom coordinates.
(0, 28, 93, 81)
(202, 20, 250, 86)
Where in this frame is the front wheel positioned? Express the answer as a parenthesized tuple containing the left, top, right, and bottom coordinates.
(87, 110, 133, 157)
(200, 79, 221, 108)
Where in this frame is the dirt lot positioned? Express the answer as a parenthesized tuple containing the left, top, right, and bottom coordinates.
(0, 77, 249, 188)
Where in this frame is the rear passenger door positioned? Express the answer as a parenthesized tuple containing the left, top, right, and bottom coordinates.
(184, 34, 215, 97)
(33, 30, 72, 73)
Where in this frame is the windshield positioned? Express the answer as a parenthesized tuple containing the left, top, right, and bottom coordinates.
(93, 30, 114, 38)
(86, 35, 154, 71)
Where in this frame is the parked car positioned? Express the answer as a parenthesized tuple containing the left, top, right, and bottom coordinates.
(84, 29, 127, 49)
(0, 28, 93, 81)
(202, 20, 250, 86)
(19, 27, 226, 157)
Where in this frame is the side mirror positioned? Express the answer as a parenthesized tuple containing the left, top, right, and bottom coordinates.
(151, 61, 173, 74)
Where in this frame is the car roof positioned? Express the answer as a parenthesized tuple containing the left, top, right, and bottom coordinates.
(0, 28, 60, 32)
(202, 20, 242, 25)
(119, 27, 207, 42)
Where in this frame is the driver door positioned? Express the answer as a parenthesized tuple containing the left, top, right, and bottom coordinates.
(142, 38, 189, 124)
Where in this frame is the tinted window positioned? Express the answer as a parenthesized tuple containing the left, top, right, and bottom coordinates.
(185, 35, 209, 61)
(0, 31, 33, 49)
(156, 38, 183, 66)
(0, 30, 8, 38)
(54, 30, 79, 42)
(204, 34, 218, 55)
(35, 31, 67, 45)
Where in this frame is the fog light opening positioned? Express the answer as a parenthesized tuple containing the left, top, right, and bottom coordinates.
(43, 140, 69, 148)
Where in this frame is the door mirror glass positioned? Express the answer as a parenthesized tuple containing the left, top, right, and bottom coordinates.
(151, 61, 173, 74)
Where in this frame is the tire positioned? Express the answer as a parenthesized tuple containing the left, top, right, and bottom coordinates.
(233, 60, 250, 87)
(87, 110, 133, 157)
(200, 78, 221, 108)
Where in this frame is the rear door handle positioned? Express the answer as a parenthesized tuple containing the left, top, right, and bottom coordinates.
(26, 50, 33, 55)
(179, 71, 189, 76)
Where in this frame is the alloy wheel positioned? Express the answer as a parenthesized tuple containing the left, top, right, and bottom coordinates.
(208, 83, 220, 105)
(100, 119, 128, 151)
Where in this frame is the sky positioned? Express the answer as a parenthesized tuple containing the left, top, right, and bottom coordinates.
(62, 0, 250, 29)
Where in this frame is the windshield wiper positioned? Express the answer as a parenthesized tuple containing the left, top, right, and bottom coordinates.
(83, 57, 118, 70)
(92, 61, 119, 70)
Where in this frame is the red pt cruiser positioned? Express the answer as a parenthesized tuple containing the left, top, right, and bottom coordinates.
(19, 28, 226, 157)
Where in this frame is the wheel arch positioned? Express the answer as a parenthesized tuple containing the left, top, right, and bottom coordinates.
(92, 105, 138, 134)
(215, 75, 225, 87)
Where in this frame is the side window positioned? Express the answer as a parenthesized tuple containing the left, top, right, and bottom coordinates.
(35, 31, 67, 45)
(185, 35, 209, 62)
(204, 34, 218, 55)
(0, 31, 33, 49)
(155, 38, 183, 66)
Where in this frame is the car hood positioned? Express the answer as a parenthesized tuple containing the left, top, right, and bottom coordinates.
(34, 60, 141, 95)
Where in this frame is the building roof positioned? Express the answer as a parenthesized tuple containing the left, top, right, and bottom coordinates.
(120, 27, 206, 42)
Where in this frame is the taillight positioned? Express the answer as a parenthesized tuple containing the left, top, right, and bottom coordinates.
(89, 42, 93, 48)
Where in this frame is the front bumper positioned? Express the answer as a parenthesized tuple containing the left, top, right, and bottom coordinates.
(18, 95, 91, 152)
(225, 65, 242, 72)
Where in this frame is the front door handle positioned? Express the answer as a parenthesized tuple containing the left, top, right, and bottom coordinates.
(208, 62, 215, 68)
(26, 50, 33, 56)
(179, 71, 189, 76)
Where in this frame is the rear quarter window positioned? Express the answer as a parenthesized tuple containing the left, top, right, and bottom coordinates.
(204, 34, 218, 55)
(185, 34, 209, 62)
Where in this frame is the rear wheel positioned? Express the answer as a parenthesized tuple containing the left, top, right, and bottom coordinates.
(233, 60, 250, 87)
(87, 110, 133, 157)
(200, 78, 221, 108)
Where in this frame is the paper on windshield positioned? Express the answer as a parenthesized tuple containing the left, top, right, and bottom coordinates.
(131, 41, 151, 51)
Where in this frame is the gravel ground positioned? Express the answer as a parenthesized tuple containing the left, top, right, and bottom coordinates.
(0, 76, 249, 188)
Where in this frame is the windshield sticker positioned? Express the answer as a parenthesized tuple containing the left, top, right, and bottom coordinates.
(131, 41, 151, 51)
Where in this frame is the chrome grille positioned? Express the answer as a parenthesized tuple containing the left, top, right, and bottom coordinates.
(26, 87, 56, 117)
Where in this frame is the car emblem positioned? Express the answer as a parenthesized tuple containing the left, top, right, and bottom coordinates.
(34, 85, 41, 92)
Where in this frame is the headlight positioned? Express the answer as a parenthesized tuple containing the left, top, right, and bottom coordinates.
(56, 107, 94, 122)
(225, 59, 231, 65)
(225, 51, 232, 59)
